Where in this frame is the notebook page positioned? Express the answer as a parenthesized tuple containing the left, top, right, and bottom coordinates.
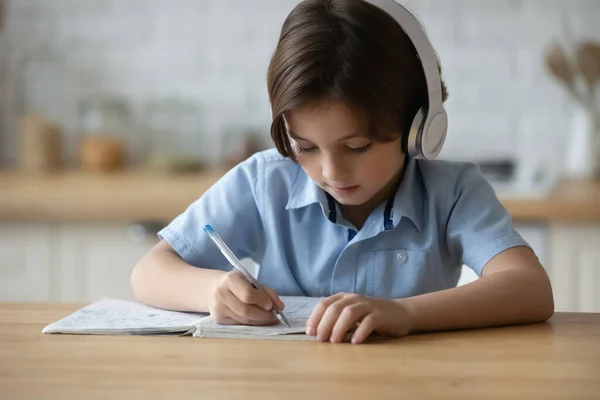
(42, 298, 208, 335)
(194, 296, 322, 337)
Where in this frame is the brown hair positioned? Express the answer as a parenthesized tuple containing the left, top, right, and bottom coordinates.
(267, 0, 448, 159)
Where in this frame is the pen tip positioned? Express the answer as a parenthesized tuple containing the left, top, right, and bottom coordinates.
(204, 225, 213, 233)
(279, 314, 291, 328)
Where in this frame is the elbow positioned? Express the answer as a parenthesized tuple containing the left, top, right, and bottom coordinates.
(532, 273, 555, 323)
(130, 262, 142, 300)
(535, 293, 555, 323)
(130, 260, 150, 304)
(539, 289, 555, 322)
(508, 267, 555, 324)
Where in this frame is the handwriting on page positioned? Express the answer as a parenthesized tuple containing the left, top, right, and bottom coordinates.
(196, 296, 322, 334)
(42, 298, 206, 334)
(279, 297, 320, 328)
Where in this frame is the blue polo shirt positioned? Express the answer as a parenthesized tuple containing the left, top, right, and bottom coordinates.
(158, 148, 529, 299)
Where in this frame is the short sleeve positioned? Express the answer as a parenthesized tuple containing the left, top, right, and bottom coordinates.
(157, 155, 265, 270)
(445, 163, 530, 276)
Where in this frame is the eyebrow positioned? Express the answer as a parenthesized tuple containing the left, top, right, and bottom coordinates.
(287, 131, 363, 142)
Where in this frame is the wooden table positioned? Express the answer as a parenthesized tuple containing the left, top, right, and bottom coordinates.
(1, 304, 599, 399)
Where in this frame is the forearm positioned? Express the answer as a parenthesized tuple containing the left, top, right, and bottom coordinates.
(131, 243, 225, 313)
(398, 268, 555, 334)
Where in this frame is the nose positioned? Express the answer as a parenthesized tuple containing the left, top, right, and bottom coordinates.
(322, 154, 349, 183)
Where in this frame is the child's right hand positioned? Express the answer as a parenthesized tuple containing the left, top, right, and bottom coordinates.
(208, 271, 285, 326)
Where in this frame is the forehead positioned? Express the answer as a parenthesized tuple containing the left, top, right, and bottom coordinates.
(284, 98, 368, 141)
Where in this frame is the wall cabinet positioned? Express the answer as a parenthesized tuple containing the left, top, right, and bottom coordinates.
(0, 224, 54, 301)
(56, 225, 157, 302)
(547, 224, 600, 313)
(0, 223, 158, 302)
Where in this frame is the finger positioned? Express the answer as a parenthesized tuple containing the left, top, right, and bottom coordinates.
(212, 314, 239, 325)
(223, 288, 278, 324)
(316, 295, 359, 342)
(223, 303, 279, 326)
(262, 285, 285, 310)
(227, 272, 273, 311)
(351, 314, 377, 344)
(330, 303, 369, 343)
(306, 293, 345, 336)
(211, 302, 249, 325)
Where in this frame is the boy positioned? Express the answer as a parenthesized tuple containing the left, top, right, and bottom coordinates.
(131, 0, 554, 344)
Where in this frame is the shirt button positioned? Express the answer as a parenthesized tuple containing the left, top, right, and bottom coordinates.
(396, 251, 407, 263)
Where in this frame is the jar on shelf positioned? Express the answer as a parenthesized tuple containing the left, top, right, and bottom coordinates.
(78, 96, 131, 172)
(143, 97, 207, 172)
(19, 114, 63, 173)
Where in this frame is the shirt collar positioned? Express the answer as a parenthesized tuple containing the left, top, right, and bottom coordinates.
(285, 158, 424, 232)
(285, 166, 329, 212)
(389, 156, 424, 232)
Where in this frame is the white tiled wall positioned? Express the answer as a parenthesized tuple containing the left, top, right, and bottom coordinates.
(0, 0, 599, 167)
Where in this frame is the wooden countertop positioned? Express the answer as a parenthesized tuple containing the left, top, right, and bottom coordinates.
(1, 169, 599, 223)
(501, 179, 600, 222)
(0, 169, 227, 223)
(1, 303, 599, 399)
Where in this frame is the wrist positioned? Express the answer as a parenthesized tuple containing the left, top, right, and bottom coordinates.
(207, 269, 226, 290)
(392, 297, 417, 334)
(196, 269, 227, 312)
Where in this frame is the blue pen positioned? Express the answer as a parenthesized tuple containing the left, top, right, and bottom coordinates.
(203, 225, 291, 328)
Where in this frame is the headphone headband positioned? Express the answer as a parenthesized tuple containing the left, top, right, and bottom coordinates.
(364, 0, 448, 159)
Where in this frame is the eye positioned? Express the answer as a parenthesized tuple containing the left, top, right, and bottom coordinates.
(347, 143, 373, 154)
(294, 145, 318, 154)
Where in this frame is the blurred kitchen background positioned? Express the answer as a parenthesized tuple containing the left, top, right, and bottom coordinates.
(1, 1, 599, 311)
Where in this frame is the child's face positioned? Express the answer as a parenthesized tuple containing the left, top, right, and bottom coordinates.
(285, 99, 405, 207)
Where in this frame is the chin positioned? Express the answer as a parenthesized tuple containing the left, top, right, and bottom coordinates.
(328, 192, 371, 206)
(336, 199, 366, 206)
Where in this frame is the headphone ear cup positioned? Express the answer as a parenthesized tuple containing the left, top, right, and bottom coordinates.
(421, 111, 448, 159)
(405, 108, 425, 158)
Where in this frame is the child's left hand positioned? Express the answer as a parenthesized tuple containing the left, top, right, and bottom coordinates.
(306, 293, 412, 344)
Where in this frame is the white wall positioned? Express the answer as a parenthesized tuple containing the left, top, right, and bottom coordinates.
(0, 0, 599, 167)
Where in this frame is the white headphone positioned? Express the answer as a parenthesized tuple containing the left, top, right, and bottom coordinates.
(364, 0, 448, 159)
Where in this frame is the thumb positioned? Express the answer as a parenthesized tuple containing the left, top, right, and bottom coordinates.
(262, 286, 285, 311)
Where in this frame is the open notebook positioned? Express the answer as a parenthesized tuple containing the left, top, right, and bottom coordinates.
(42, 296, 322, 341)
